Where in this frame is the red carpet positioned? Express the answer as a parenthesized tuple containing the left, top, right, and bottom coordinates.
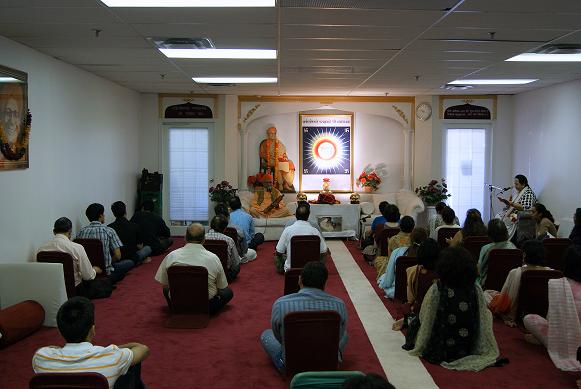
(344, 240, 580, 388)
(0, 239, 384, 388)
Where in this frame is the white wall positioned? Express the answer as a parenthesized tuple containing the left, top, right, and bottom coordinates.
(513, 79, 581, 236)
(0, 36, 140, 263)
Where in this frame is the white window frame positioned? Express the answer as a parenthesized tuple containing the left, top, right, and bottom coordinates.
(442, 121, 493, 222)
(160, 119, 215, 236)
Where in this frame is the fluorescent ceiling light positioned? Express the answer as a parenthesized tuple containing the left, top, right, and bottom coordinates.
(193, 77, 277, 83)
(102, 0, 275, 6)
(449, 79, 538, 85)
(506, 53, 581, 62)
(0, 77, 21, 83)
(160, 48, 276, 59)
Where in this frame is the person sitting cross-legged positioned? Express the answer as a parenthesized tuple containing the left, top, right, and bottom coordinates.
(275, 201, 329, 273)
(206, 214, 241, 282)
(214, 203, 257, 263)
(154, 223, 233, 314)
(260, 261, 348, 374)
(33, 296, 149, 389)
(431, 206, 460, 240)
(108, 201, 152, 265)
(131, 199, 173, 256)
(77, 203, 134, 284)
(37, 217, 112, 299)
(229, 196, 265, 251)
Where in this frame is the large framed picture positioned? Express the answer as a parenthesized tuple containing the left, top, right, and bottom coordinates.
(0, 64, 29, 170)
(299, 113, 353, 192)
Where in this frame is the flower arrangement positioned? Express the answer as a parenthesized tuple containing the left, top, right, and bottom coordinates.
(415, 178, 451, 205)
(356, 164, 384, 191)
(209, 180, 237, 204)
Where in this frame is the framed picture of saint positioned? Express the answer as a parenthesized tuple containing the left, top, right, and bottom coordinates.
(299, 113, 353, 192)
(0, 65, 29, 170)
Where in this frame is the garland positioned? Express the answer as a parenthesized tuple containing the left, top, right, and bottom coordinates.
(0, 109, 31, 161)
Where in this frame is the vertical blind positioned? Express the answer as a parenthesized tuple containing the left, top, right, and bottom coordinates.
(168, 127, 209, 223)
(445, 128, 486, 224)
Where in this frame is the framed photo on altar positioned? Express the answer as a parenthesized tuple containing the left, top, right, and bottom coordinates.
(299, 113, 353, 192)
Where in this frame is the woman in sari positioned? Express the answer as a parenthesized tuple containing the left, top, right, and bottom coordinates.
(409, 247, 499, 371)
(497, 174, 537, 241)
(378, 227, 428, 297)
(375, 215, 413, 280)
(523, 245, 581, 373)
(485, 240, 551, 327)
(532, 203, 558, 238)
(478, 219, 517, 286)
(447, 208, 488, 247)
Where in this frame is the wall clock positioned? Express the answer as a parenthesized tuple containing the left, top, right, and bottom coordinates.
(416, 102, 432, 121)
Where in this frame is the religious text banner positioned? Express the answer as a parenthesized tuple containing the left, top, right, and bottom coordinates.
(299, 114, 353, 192)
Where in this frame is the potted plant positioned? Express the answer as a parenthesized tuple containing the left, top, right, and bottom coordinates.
(415, 178, 451, 205)
(356, 164, 383, 192)
(209, 180, 237, 205)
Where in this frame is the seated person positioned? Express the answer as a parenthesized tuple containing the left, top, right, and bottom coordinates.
(154, 223, 233, 314)
(447, 209, 487, 247)
(214, 203, 256, 262)
(371, 201, 390, 233)
(77, 203, 134, 284)
(275, 202, 328, 273)
(248, 173, 291, 219)
(108, 201, 152, 265)
(531, 203, 558, 238)
(33, 297, 149, 389)
(378, 227, 428, 295)
(431, 206, 460, 240)
(206, 215, 241, 282)
(569, 208, 581, 245)
(408, 247, 500, 371)
(283, 201, 322, 232)
(362, 203, 400, 259)
(37, 217, 108, 299)
(374, 215, 414, 276)
(523, 244, 581, 373)
(428, 201, 447, 238)
(477, 219, 517, 286)
(260, 261, 348, 373)
(229, 196, 265, 250)
(485, 240, 551, 327)
(131, 199, 173, 255)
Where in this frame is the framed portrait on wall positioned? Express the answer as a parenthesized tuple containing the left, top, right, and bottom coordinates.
(299, 113, 353, 192)
(0, 64, 29, 170)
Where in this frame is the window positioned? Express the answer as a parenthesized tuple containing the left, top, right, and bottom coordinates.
(445, 128, 487, 223)
(168, 127, 209, 224)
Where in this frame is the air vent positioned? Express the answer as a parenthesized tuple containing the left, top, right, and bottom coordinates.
(441, 84, 474, 91)
(151, 37, 215, 50)
(534, 44, 581, 55)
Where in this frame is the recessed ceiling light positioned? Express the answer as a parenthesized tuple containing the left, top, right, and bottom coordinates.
(160, 48, 277, 59)
(506, 53, 581, 62)
(101, 0, 275, 6)
(449, 79, 538, 85)
(0, 77, 21, 83)
(193, 77, 277, 83)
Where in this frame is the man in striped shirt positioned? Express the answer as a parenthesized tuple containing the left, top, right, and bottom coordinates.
(77, 203, 134, 283)
(260, 261, 348, 373)
(33, 297, 149, 389)
(206, 214, 241, 282)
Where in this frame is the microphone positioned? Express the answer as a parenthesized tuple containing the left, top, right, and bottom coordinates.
(502, 186, 512, 192)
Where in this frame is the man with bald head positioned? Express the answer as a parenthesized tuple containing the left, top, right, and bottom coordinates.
(154, 223, 233, 314)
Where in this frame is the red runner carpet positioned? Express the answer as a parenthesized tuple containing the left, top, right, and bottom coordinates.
(0, 240, 384, 388)
(344, 240, 579, 388)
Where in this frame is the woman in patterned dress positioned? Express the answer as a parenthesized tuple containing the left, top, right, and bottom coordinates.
(497, 174, 537, 241)
(409, 247, 499, 371)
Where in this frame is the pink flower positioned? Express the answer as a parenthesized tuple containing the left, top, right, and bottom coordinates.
(209, 187, 214, 193)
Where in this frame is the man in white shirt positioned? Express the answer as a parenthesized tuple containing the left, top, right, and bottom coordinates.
(275, 202, 329, 273)
(33, 297, 149, 389)
(37, 217, 108, 298)
(155, 223, 234, 314)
